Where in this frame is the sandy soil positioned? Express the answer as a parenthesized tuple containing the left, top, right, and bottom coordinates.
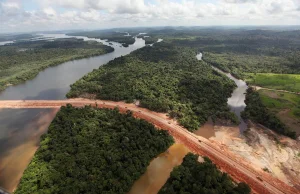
(0, 99, 298, 194)
(209, 122, 300, 191)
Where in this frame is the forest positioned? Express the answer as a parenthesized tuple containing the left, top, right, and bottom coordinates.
(143, 28, 300, 79)
(245, 73, 300, 93)
(67, 42, 238, 131)
(15, 105, 174, 194)
(241, 88, 297, 139)
(68, 30, 136, 47)
(0, 38, 114, 92)
(0, 33, 35, 42)
(159, 153, 251, 194)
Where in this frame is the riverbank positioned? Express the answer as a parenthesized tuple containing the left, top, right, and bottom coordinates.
(0, 38, 114, 92)
(0, 98, 297, 194)
(0, 35, 146, 192)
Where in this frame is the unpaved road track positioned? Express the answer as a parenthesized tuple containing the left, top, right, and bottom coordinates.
(0, 99, 298, 194)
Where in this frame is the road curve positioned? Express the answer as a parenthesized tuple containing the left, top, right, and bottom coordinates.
(0, 99, 298, 194)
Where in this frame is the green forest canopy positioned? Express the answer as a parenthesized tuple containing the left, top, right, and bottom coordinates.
(67, 42, 238, 131)
(144, 28, 300, 79)
(159, 153, 251, 194)
(68, 31, 136, 47)
(0, 38, 114, 92)
(15, 105, 174, 194)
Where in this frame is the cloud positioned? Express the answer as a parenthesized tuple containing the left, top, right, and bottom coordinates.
(222, 0, 258, 3)
(267, 2, 283, 14)
(0, 0, 300, 33)
(0, 2, 21, 16)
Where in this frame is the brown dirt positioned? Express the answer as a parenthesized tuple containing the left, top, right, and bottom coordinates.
(0, 99, 298, 194)
(277, 109, 300, 134)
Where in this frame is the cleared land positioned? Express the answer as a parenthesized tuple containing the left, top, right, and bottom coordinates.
(246, 73, 300, 93)
(209, 123, 300, 191)
(258, 89, 300, 134)
(0, 38, 114, 92)
(0, 99, 297, 194)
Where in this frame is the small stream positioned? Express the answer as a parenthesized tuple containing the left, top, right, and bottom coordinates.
(196, 53, 248, 133)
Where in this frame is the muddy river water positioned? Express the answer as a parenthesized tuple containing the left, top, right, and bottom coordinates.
(0, 38, 247, 193)
(0, 34, 146, 192)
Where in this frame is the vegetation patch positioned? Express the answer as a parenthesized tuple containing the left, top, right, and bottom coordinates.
(159, 153, 251, 194)
(67, 43, 238, 131)
(245, 73, 300, 93)
(15, 105, 174, 194)
(68, 30, 136, 47)
(0, 38, 114, 92)
(258, 90, 300, 134)
(241, 88, 297, 139)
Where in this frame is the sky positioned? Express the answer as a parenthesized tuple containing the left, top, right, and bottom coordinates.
(0, 0, 300, 33)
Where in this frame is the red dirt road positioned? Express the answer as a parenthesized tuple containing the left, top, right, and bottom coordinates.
(0, 99, 298, 194)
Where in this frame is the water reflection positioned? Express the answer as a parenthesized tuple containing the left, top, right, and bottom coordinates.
(197, 53, 248, 132)
(0, 109, 58, 192)
(0, 34, 146, 192)
(129, 144, 189, 194)
(194, 118, 215, 139)
(211, 66, 248, 132)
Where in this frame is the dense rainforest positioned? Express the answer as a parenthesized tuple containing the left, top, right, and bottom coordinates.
(143, 28, 300, 79)
(67, 42, 238, 131)
(15, 105, 174, 194)
(241, 88, 296, 139)
(0, 33, 35, 42)
(140, 27, 299, 138)
(68, 30, 136, 47)
(159, 153, 251, 194)
(0, 38, 114, 91)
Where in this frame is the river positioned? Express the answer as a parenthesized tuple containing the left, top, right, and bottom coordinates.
(0, 34, 146, 192)
(0, 39, 247, 192)
(195, 53, 248, 136)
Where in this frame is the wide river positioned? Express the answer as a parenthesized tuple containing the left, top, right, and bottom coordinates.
(0, 34, 146, 192)
(0, 37, 247, 193)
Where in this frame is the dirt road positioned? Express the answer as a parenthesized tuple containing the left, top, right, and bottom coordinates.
(0, 99, 298, 194)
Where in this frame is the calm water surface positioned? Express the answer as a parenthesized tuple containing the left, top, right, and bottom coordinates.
(196, 53, 248, 137)
(129, 144, 189, 194)
(0, 34, 146, 192)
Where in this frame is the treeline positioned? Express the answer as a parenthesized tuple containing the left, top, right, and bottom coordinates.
(68, 31, 135, 47)
(159, 153, 251, 194)
(15, 105, 174, 194)
(0, 38, 114, 91)
(203, 52, 300, 80)
(144, 28, 300, 79)
(67, 43, 238, 131)
(0, 33, 35, 42)
(241, 88, 296, 139)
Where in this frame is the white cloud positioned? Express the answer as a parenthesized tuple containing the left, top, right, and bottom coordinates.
(222, 0, 258, 3)
(0, 0, 299, 33)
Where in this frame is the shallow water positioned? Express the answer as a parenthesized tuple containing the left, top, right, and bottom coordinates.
(129, 144, 189, 194)
(194, 118, 215, 139)
(196, 53, 248, 135)
(0, 34, 146, 192)
(211, 66, 248, 132)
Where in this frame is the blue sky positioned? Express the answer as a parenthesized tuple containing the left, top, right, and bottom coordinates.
(0, 0, 299, 33)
